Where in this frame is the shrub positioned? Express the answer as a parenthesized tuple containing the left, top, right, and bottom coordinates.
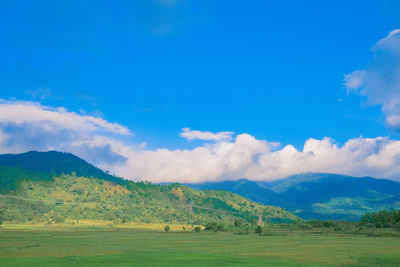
(164, 225, 170, 232)
(234, 219, 242, 227)
(48, 211, 65, 224)
(193, 226, 201, 232)
(323, 221, 335, 228)
(310, 220, 324, 228)
(204, 222, 225, 232)
(235, 228, 249, 235)
(217, 224, 225, 231)
(255, 225, 263, 235)
(205, 222, 218, 231)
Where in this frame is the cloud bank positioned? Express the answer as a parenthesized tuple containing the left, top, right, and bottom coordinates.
(1, 99, 400, 182)
(345, 29, 400, 129)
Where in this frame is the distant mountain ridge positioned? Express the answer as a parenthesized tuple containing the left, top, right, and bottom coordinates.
(0, 151, 297, 225)
(186, 173, 400, 221)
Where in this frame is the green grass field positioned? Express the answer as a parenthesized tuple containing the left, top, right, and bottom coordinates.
(1, 225, 400, 266)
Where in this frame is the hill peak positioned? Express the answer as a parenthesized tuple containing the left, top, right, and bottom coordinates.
(0, 150, 124, 184)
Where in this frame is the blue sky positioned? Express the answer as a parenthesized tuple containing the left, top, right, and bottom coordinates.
(1, 0, 399, 148)
(1, 1, 400, 182)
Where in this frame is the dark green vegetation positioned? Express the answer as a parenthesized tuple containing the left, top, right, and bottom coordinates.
(0, 151, 125, 191)
(210, 210, 400, 238)
(187, 173, 400, 221)
(255, 225, 262, 235)
(361, 210, 400, 229)
(1, 226, 400, 266)
(0, 151, 297, 225)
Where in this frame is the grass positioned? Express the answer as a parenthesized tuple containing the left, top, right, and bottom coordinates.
(1, 224, 400, 266)
(2, 221, 202, 231)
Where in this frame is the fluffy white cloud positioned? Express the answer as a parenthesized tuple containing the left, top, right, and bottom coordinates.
(0, 100, 131, 136)
(245, 137, 400, 181)
(114, 133, 273, 183)
(345, 29, 400, 129)
(0, 100, 131, 167)
(114, 136, 400, 183)
(2, 99, 400, 182)
(180, 127, 234, 141)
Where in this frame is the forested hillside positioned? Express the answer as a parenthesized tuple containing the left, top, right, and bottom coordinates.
(0, 152, 297, 225)
(0, 151, 123, 185)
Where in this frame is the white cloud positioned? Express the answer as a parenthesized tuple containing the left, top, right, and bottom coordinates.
(115, 133, 273, 183)
(345, 29, 400, 129)
(245, 137, 400, 181)
(375, 29, 400, 53)
(114, 135, 400, 183)
(0, 100, 131, 136)
(2, 99, 400, 183)
(344, 70, 366, 92)
(0, 100, 131, 167)
(180, 128, 234, 142)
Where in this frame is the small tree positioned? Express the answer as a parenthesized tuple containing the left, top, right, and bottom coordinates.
(48, 211, 64, 224)
(0, 211, 4, 226)
(164, 225, 170, 232)
(205, 222, 218, 231)
(255, 225, 263, 235)
(234, 219, 242, 227)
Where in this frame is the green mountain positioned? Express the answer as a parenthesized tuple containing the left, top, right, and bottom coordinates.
(0, 151, 124, 189)
(187, 174, 400, 221)
(0, 151, 297, 225)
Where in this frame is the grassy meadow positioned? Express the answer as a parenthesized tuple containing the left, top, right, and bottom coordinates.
(1, 223, 400, 266)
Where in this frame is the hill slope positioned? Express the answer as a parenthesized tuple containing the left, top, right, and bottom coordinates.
(0, 151, 123, 185)
(187, 179, 282, 207)
(188, 174, 400, 221)
(0, 151, 297, 225)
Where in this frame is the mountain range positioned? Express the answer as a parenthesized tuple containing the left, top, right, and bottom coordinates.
(0, 151, 297, 225)
(1, 151, 398, 223)
(186, 173, 400, 221)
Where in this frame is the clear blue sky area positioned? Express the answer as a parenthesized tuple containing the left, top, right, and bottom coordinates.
(1, 0, 399, 149)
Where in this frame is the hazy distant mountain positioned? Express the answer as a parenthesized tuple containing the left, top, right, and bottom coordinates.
(187, 173, 400, 221)
(0, 151, 297, 225)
